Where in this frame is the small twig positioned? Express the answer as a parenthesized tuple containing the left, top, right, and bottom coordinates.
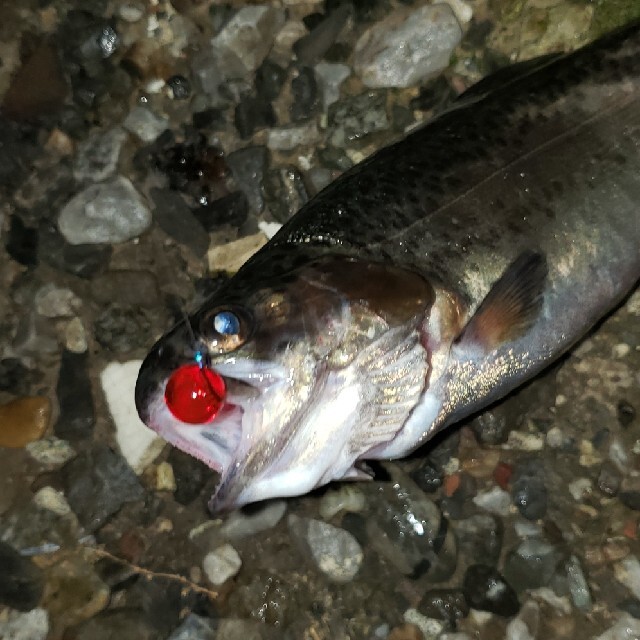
(91, 548, 219, 600)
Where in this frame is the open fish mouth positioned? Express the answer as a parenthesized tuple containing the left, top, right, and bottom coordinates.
(136, 344, 288, 509)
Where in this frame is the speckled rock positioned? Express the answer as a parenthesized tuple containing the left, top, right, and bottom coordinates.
(288, 514, 363, 582)
(0, 396, 51, 448)
(73, 127, 127, 182)
(26, 436, 76, 469)
(354, 4, 462, 88)
(58, 176, 151, 245)
(34, 283, 81, 318)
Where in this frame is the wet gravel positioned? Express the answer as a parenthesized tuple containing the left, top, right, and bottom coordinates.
(0, 1, 639, 639)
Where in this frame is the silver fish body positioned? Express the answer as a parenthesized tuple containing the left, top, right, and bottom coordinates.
(136, 22, 640, 511)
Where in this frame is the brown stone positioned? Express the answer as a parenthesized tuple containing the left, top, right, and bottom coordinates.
(388, 623, 424, 640)
(0, 396, 52, 448)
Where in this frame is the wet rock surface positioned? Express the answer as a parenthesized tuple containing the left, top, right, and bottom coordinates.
(0, 1, 639, 638)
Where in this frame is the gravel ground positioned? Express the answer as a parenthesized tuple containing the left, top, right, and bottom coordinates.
(0, 1, 639, 639)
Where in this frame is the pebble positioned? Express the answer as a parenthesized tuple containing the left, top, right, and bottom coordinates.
(226, 146, 268, 214)
(123, 106, 169, 143)
(217, 500, 287, 540)
(167, 75, 191, 100)
(599, 462, 620, 497)
(318, 485, 366, 519)
(503, 539, 562, 592)
(288, 514, 363, 582)
(257, 220, 282, 239)
(196, 192, 249, 231)
(511, 462, 548, 520)
(62, 444, 144, 532)
(568, 478, 592, 501)
(473, 486, 512, 516)
(255, 59, 286, 102)
(505, 600, 539, 640)
(54, 349, 95, 440)
(353, 4, 462, 88)
(264, 166, 309, 223)
(58, 176, 152, 245)
(454, 514, 503, 568)
(615, 556, 640, 600)
(463, 564, 520, 617)
(33, 486, 73, 516)
(168, 448, 211, 506)
(0, 358, 35, 396)
(0, 608, 49, 640)
(566, 555, 591, 611)
(150, 188, 209, 256)
(93, 304, 155, 353)
(0, 540, 44, 611)
(203, 544, 242, 586)
(619, 474, 640, 511)
(504, 431, 545, 451)
(328, 90, 389, 148)
(402, 609, 444, 640)
(26, 436, 76, 468)
(167, 614, 217, 640)
(594, 614, 640, 639)
(34, 283, 81, 318)
(293, 4, 353, 64)
(314, 62, 350, 110)
(211, 6, 285, 78)
(64, 317, 88, 353)
(73, 127, 127, 182)
(0, 396, 51, 448)
(388, 623, 424, 640)
(267, 123, 321, 151)
(208, 233, 268, 273)
(156, 462, 176, 492)
(234, 94, 276, 138)
(290, 66, 320, 122)
(419, 589, 469, 627)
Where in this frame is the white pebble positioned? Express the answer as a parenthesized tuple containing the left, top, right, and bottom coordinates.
(203, 544, 242, 585)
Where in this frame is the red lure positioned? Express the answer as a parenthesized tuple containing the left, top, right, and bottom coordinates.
(164, 364, 226, 424)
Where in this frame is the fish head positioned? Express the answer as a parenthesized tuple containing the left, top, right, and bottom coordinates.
(135, 251, 434, 511)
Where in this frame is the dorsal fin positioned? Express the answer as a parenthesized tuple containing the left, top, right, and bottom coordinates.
(456, 251, 548, 350)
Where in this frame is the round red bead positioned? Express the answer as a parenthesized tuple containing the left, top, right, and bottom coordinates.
(164, 364, 226, 424)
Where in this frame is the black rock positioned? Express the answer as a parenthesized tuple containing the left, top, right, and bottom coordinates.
(192, 108, 226, 130)
(169, 448, 211, 506)
(463, 564, 519, 617)
(167, 74, 191, 100)
(255, 59, 286, 102)
(226, 146, 268, 214)
(619, 475, 640, 511)
(264, 166, 309, 223)
(193, 191, 249, 231)
(618, 400, 636, 427)
(234, 95, 276, 139)
(454, 514, 503, 567)
(419, 589, 469, 627)
(597, 461, 621, 497)
(0, 358, 36, 395)
(0, 540, 44, 611)
(54, 349, 95, 440)
(511, 461, 548, 520)
(290, 67, 320, 122)
(63, 444, 144, 531)
(6, 215, 38, 266)
(294, 4, 353, 64)
(469, 409, 512, 445)
(410, 460, 443, 493)
(150, 188, 209, 256)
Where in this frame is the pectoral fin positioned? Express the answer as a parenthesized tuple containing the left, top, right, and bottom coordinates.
(457, 250, 548, 350)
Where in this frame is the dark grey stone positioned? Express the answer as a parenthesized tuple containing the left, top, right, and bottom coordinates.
(54, 349, 95, 440)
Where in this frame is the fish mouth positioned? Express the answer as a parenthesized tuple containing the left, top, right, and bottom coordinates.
(135, 322, 287, 512)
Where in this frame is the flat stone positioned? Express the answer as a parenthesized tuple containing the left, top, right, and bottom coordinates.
(354, 4, 462, 88)
(54, 349, 94, 440)
(74, 127, 127, 182)
(34, 283, 81, 318)
(58, 176, 152, 245)
(208, 233, 268, 273)
(26, 436, 76, 469)
(62, 444, 144, 532)
(0, 396, 51, 448)
(203, 544, 242, 585)
(288, 514, 363, 582)
(211, 6, 285, 77)
(123, 106, 169, 143)
(267, 123, 321, 151)
(101, 360, 164, 474)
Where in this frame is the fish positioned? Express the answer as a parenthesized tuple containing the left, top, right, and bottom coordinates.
(135, 21, 640, 512)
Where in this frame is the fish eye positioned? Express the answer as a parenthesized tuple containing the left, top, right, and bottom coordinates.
(200, 306, 251, 353)
(214, 310, 240, 336)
